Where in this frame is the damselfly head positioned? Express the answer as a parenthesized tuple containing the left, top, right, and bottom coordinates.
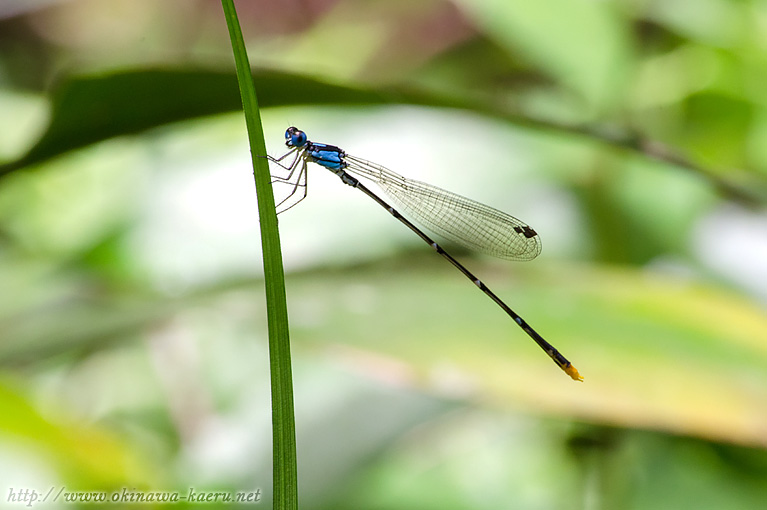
(285, 127, 308, 148)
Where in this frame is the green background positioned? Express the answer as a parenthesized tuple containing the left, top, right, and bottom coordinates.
(1, 0, 766, 508)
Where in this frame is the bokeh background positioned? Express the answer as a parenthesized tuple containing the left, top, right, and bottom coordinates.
(1, 0, 767, 508)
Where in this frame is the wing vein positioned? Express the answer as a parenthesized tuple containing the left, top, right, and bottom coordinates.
(346, 156, 541, 260)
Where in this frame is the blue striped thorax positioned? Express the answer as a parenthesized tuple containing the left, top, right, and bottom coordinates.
(306, 142, 346, 170)
(285, 126, 347, 170)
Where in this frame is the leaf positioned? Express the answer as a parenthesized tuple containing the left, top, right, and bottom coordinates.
(281, 257, 767, 447)
(454, 0, 633, 109)
(0, 69, 391, 176)
(0, 380, 155, 488)
(0, 67, 762, 205)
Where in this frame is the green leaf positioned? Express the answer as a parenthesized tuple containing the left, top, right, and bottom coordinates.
(0, 380, 155, 488)
(1, 67, 762, 205)
(455, 0, 633, 109)
(220, 2, 296, 509)
(0, 69, 388, 176)
(282, 257, 767, 447)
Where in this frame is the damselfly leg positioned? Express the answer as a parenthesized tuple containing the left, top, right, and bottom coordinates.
(268, 149, 308, 214)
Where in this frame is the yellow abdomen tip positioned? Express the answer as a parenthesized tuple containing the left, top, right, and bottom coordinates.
(565, 364, 583, 382)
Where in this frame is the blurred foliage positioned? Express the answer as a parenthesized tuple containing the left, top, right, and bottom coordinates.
(1, 0, 767, 509)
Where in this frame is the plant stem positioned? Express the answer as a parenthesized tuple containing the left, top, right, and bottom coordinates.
(220, 1, 297, 508)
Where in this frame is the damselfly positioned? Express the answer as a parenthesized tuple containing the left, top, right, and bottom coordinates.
(268, 127, 582, 381)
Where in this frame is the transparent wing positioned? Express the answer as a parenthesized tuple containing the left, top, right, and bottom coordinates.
(345, 155, 541, 261)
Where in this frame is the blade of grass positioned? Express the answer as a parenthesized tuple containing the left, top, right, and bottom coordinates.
(220, 1, 297, 508)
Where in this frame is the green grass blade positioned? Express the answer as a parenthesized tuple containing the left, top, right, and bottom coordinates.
(220, 1, 297, 508)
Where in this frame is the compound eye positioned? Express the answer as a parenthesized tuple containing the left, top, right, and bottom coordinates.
(286, 127, 307, 147)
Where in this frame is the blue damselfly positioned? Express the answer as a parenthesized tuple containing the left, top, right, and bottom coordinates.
(269, 127, 582, 381)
